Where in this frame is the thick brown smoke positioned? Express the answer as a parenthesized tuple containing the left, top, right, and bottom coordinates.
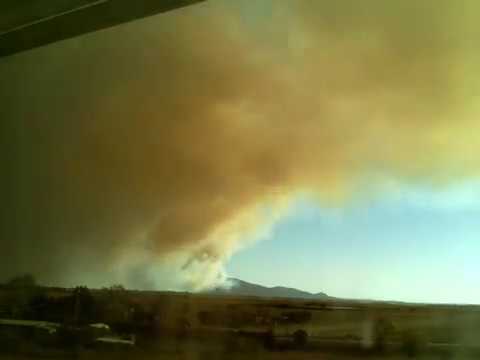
(1, 0, 479, 289)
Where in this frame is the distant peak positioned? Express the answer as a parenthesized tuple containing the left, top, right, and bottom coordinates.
(209, 277, 329, 300)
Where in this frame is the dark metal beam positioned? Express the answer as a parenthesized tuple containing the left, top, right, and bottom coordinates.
(0, 0, 205, 58)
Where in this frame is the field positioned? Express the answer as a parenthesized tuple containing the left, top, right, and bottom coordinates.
(1, 285, 480, 359)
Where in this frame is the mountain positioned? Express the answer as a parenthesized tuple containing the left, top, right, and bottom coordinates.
(206, 278, 329, 300)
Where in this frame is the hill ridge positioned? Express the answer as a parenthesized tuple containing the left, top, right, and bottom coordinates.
(206, 277, 329, 300)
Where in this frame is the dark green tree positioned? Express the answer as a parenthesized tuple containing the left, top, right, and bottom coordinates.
(70, 286, 96, 326)
(5, 273, 37, 288)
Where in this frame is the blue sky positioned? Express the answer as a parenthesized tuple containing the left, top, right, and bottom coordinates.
(227, 182, 480, 304)
(4, 0, 480, 302)
(217, 0, 480, 305)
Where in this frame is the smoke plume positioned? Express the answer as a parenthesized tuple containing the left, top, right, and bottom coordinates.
(1, 0, 480, 289)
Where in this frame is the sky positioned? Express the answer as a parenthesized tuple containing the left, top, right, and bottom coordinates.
(1, 0, 480, 304)
(227, 181, 480, 304)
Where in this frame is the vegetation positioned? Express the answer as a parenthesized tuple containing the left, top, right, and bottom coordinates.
(0, 277, 479, 358)
(4, 274, 37, 288)
(292, 329, 308, 348)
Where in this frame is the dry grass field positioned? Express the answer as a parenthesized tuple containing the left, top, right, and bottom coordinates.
(1, 287, 479, 359)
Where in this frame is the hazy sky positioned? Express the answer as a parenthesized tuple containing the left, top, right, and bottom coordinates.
(224, 0, 480, 304)
(228, 181, 480, 304)
(1, 0, 480, 303)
